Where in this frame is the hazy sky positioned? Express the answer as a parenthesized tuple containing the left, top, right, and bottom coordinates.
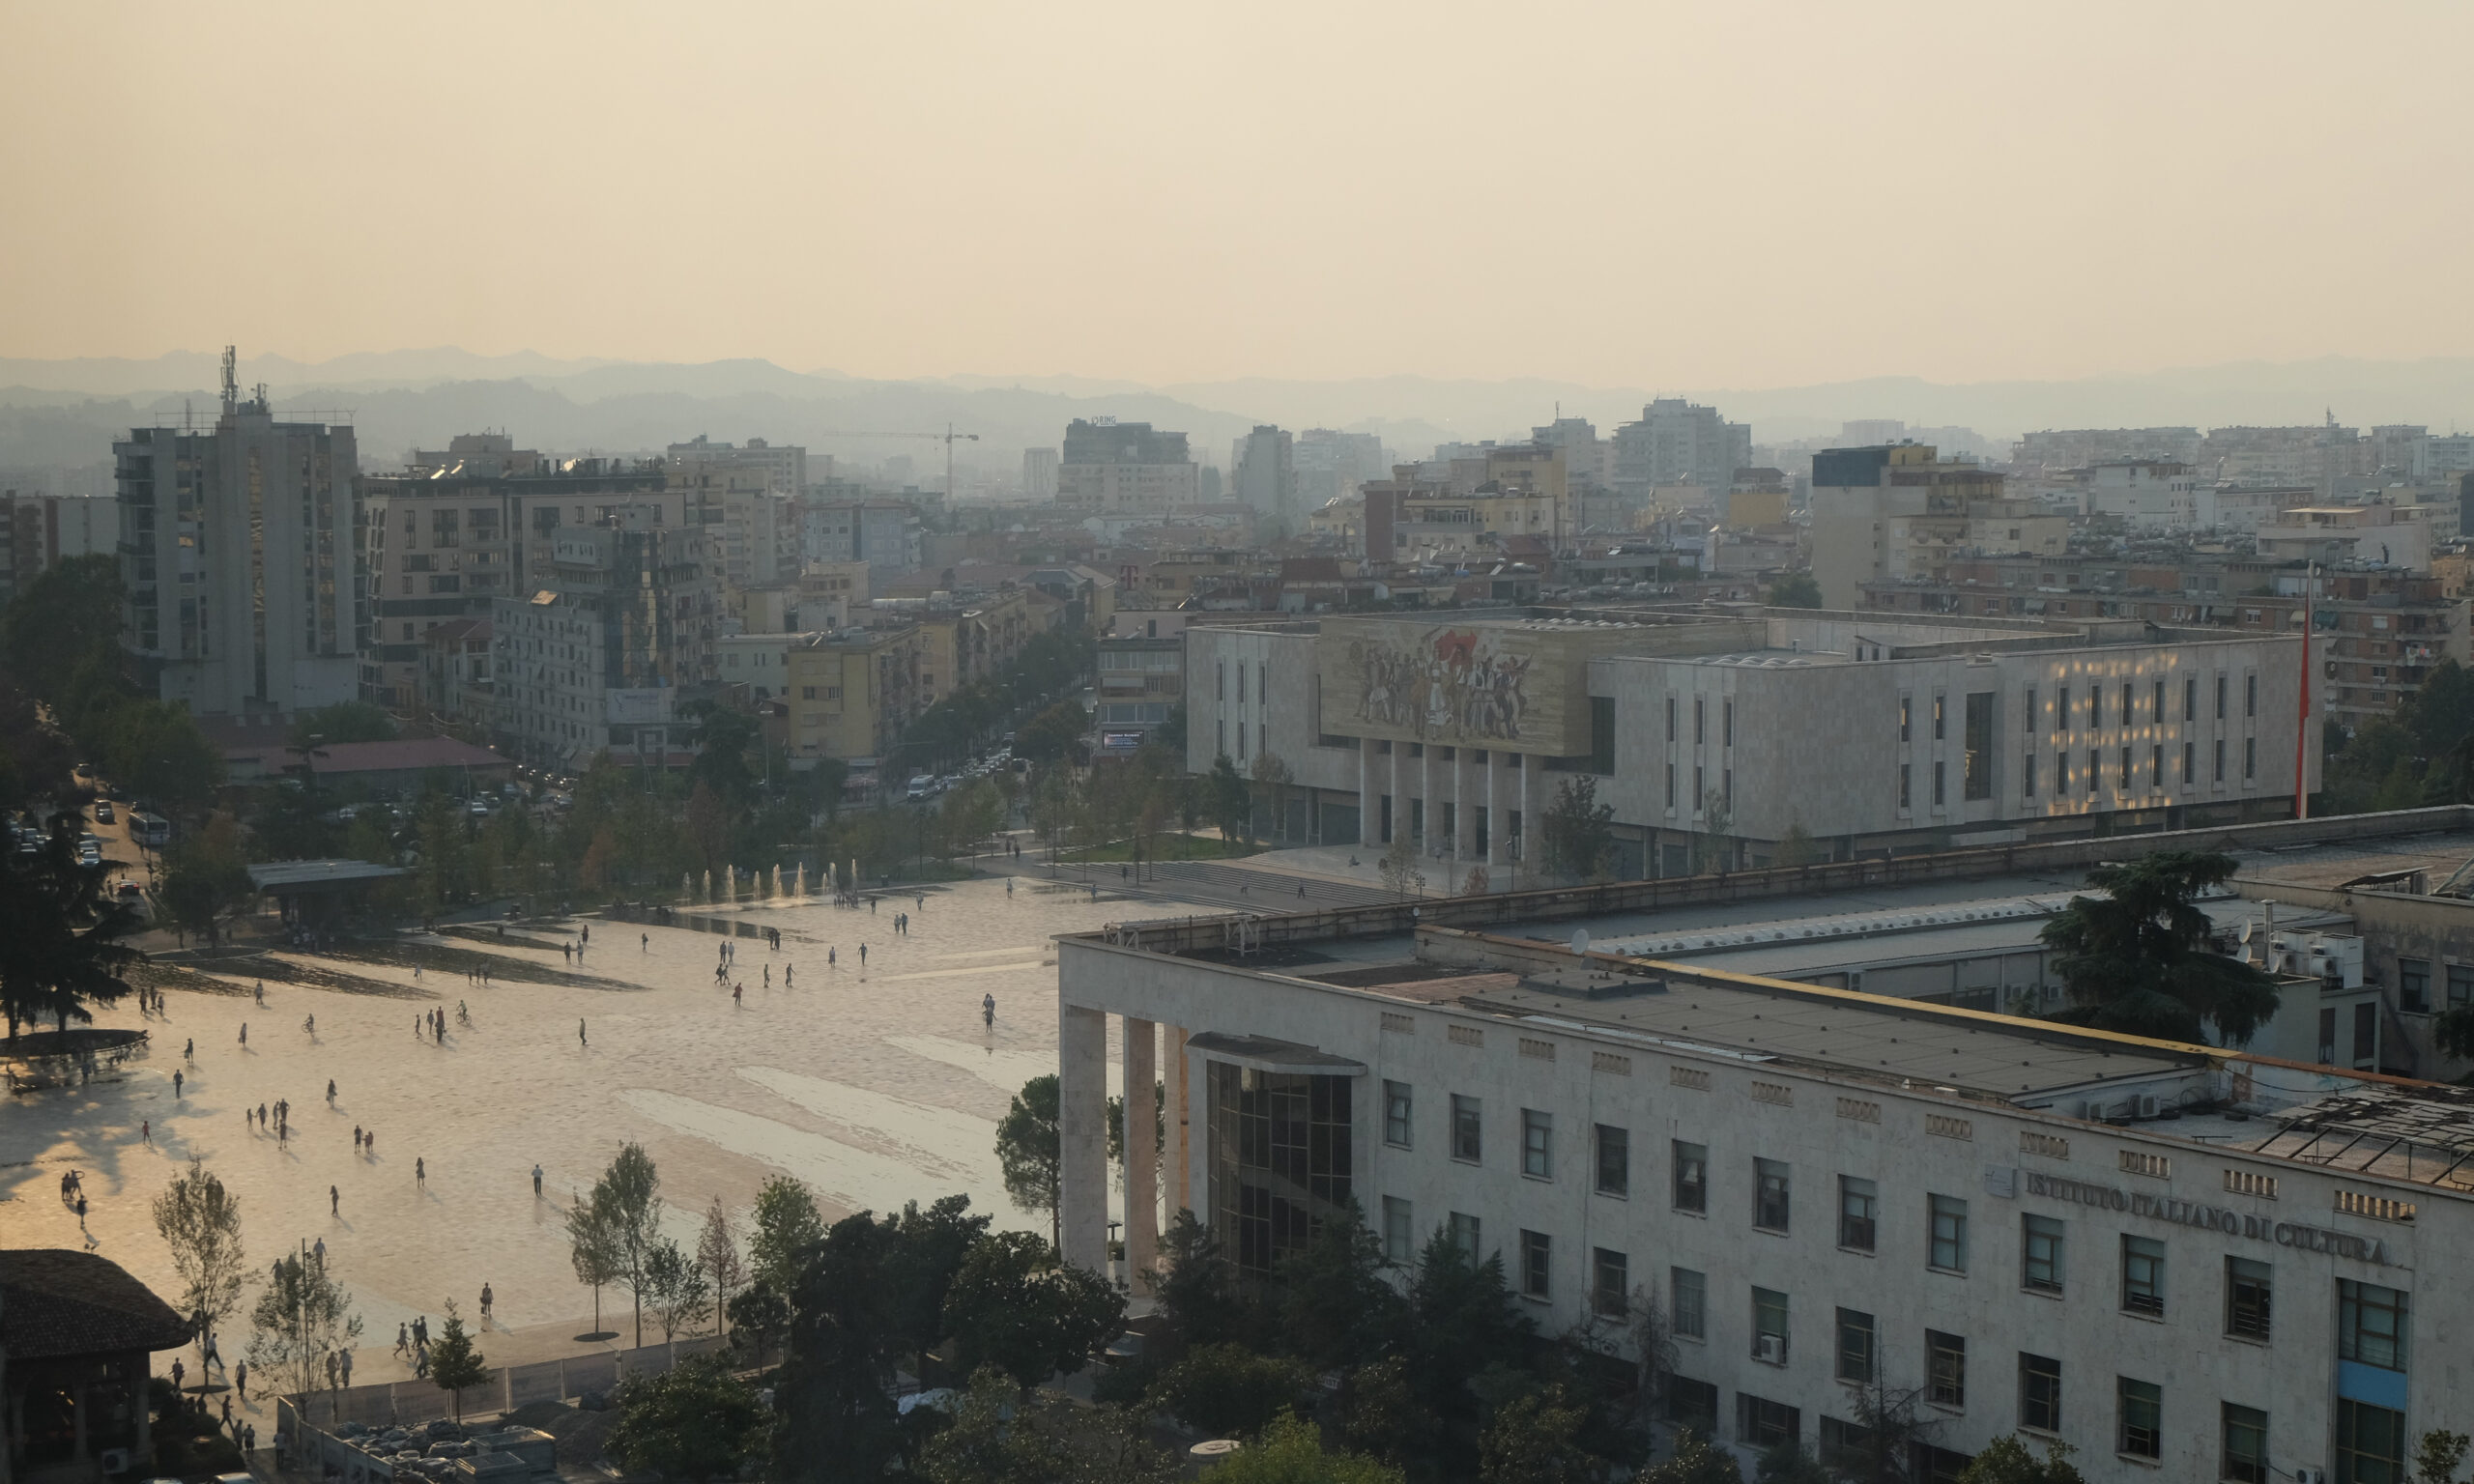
(8, 0, 2470, 388)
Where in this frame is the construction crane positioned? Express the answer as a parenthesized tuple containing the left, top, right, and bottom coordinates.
(809, 423, 980, 504)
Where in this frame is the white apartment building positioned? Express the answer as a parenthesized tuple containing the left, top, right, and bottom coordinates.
(490, 522, 716, 769)
(2085, 461, 2202, 529)
(1058, 418, 1200, 514)
(115, 380, 360, 716)
(1187, 610, 2310, 870)
(1056, 872, 2467, 1481)
(667, 435, 808, 497)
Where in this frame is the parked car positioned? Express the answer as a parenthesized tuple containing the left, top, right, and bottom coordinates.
(94, 800, 115, 823)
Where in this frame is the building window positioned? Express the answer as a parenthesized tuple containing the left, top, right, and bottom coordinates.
(1593, 1248, 1628, 1318)
(1899, 694, 1913, 741)
(2215, 738, 2227, 783)
(2222, 1404, 2269, 1484)
(1932, 759, 1946, 808)
(2185, 676, 2198, 720)
(1451, 1095, 1482, 1163)
(1384, 1081, 1413, 1148)
(1448, 1212, 1482, 1260)
(2118, 746, 2132, 788)
(2182, 740, 2195, 784)
(1933, 693, 1946, 741)
(1899, 764, 1912, 811)
(1694, 697, 1705, 744)
(2245, 736, 2257, 780)
(2121, 1236, 2166, 1317)
(2338, 1279, 2407, 1371)
(1673, 1141, 1708, 1213)
(1838, 1176, 1878, 1251)
(1666, 762, 1677, 809)
(2022, 1214, 2064, 1294)
(2023, 753, 2036, 798)
(1519, 1230, 1551, 1298)
(2118, 1377, 2163, 1459)
(2246, 672, 2257, 717)
(1751, 1287, 1789, 1363)
(1964, 692, 1994, 800)
(1926, 1330, 1966, 1408)
(2224, 1257, 2273, 1340)
(1835, 1307, 1875, 1383)
(2019, 1354, 2061, 1433)
(2091, 686, 2103, 728)
(2150, 744, 2163, 786)
(1207, 1064, 1353, 1278)
(1753, 1158, 1791, 1233)
(1738, 1395, 1799, 1449)
(2338, 1401, 2408, 1484)
(1723, 700, 1734, 746)
(1522, 1109, 1553, 1180)
(2024, 686, 2037, 730)
(2217, 673, 2228, 719)
(2087, 750, 2101, 794)
(1672, 1267, 1707, 1339)
(1594, 1125, 1629, 1197)
(2448, 963, 2474, 1011)
(1666, 696, 1677, 741)
(1928, 1194, 1969, 1272)
(1383, 1197, 1413, 1264)
(2057, 683, 2072, 728)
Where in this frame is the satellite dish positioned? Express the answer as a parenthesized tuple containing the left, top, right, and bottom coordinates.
(1570, 928, 1591, 957)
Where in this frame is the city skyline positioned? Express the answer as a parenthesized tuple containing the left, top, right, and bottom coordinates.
(7, 1, 2472, 387)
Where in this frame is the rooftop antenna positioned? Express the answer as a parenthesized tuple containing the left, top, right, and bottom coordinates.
(219, 346, 238, 414)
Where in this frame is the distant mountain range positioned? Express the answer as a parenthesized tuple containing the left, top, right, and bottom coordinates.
(4, 350, 2472, 488)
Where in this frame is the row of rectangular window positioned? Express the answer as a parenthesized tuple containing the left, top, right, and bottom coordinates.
(2009, 673, 2257, 733)
(1388, 1096, 2408, 1368)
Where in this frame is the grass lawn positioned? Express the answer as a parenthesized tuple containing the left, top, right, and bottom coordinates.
(1058, 832, 1263, 864)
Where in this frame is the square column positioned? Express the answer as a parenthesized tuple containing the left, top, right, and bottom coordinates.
(1123, 1015, 1159, 1289)
(1485, 753, 1499, 870)
(1058, 1002, 1109, 1270)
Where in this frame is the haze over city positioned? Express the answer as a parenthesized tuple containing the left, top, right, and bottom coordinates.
(8, 5, 2474, 1484)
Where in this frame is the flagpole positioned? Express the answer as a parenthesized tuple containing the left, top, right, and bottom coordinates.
(2295, 562, 2314, 820)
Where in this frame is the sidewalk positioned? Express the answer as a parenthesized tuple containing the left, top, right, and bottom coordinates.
(346, 1310, 637, 1388)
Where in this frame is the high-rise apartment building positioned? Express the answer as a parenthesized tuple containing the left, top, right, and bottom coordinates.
(0, 490, 114, 606)
(1294, 429, 1387, 512)
(490, 520, 717, 769)
(1611, 398, 1751, 499)
(360, 451, 688, 711)
(1056, 418, 1198, 513)
(115, 359, 361, 715)
(667, 435, 808, 497)
(1021, 447, 1060, 500)
(1231, 426, 1298, 528)
(1808, 443, 2066, 609)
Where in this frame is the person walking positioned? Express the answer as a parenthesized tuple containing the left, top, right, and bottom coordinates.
(732, 983, 742, 1007)
(785, 963, 793, 988)
(185, 1037, 192, 1061)
(479, 1283, 493, 1322)
(827, 947, 836, 968)
(313, 1237, 325, 1267)
(354, 1124, 362, 1149)
(234, 1358, 247, 1400)
(326, 1078, 335, 1104)
(578, 1018, 588, 1048)
(254, 981, 265, 1005)
(532, 1163, 543, 1197)
(416, 1156, 425, 1188)
(330, 1184, 338, 1216)
(364, 1129, 374, 1156)
(642, 931, 648, 951)
(394, 1322, 410, 1357)
(339, 1348, 352, 1387)
(983, 993, 995, 1028)
(858, 943, 867, 965)
(173, 1069, 183, 1098)
(141, 1118, 151, 1145)
(238, 1022, 246, 1046)
(303, 1013, 314, 1036)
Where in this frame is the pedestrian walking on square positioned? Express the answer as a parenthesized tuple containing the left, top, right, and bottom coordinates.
(235, 1358, 247, 1399)
(983, 993, 995, 1028)
(785, 963, 793, 987)
(480, 1283, 493, 1322)
(532, 1163, 542, 1197)
(642, 932, 648, 951)
(394, 1323, 410, 1357)
(314, 1238, 325, 1266)
(239, 1022, 246, 1046)
(254, 981, 265, 1005)
(173, 1069, 183, 1097)
(578, 1018, 588, 1047)
(327, 1078, 335, 1104)
(142, 1119, 151, 1145)
(330, 1184, 338, 1215)
(339, 1348, 352, 1386)
(416, 1156, 425, 1188)
(185, 1037, 192, 1061)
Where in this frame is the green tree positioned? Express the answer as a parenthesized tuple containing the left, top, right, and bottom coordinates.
(1208, 752, 1252, 847)
(2039, 850, 2281, 1044)
(1016, 700, 1090, 765)
(920, 1365, 1177, 1484)
(100, 699, 225, 816)
(941, 1231, 1125, 1387)
(683, 701, 762, 805)
(1772, 820, 1822, 869)
(697, 1196, 745, 1342)
(1152, 1342, 1314, 1437)
(1251, 751, 1296, 842)
(1, 554, 122, 702)
(1539, 777, 1613, 881)
(1953, 1436, 2085, 1484)
(772, 1213, 904, 1484)
(995, 1074, 1062, 1246)
(1339, 1355, 1440, 1473)
(1143, 1210, 1252, 1352)
(726, 1283, 791, 1363)
(289, 701, 398, 746)
(426, 1299, 490, 1419)
(1694, 787, 1735, 874)
(646, 1237, 713, 1342)
(1479, 1388, 1600, 1484)
(1766, 573, 1824, 609)
(244, 1248, 360, 1397)
(152, 1156, 247, 1370)
(565, 1184, 622, 1338)
(589, 1143, 665, 1347)
(1276, 1206, 1403, 1372)
(1401, 1230, 1533, 1448)
(1753, 1441, 1831, 1484)
(0, 814, 141, 1039)
(2417, 1431, 2471, 1484)
(608, 1354, 771, 1482)
(1377, 828, 1424, 899)
(1639, 1431, 1743, 1484)
(158, 814, 252, 944)
(884, 1194, 992, 1379)
(1214, 1412, 1404, 1484)
(748, 1175, 829, 1294)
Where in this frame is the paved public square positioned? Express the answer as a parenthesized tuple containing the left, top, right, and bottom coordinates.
(0, 873, 1209, 1392)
